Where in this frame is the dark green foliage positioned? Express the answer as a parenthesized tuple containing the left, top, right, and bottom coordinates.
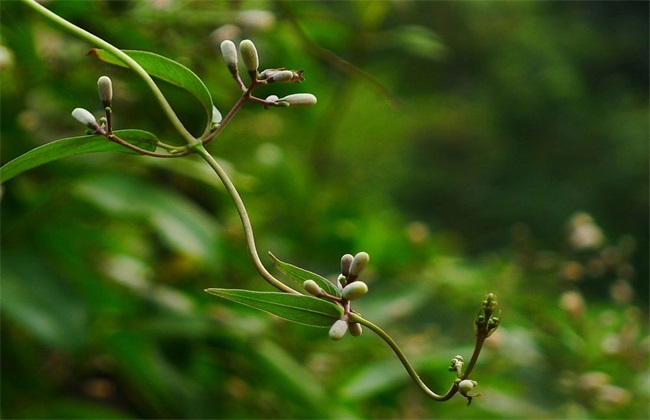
(1, 0, 647, 418)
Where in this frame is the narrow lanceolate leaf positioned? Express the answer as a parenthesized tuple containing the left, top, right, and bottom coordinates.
(269, 252, 341, 298)
(0, 129, 158, 184)
(205, 289, 343, 328)
(89, 49, 213, 125)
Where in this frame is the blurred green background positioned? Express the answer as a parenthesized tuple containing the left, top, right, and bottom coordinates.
(1, 1, 648, 418)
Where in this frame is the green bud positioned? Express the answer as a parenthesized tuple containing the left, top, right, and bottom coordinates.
(303, 279, 322, 296)
(349, 252, 369, 277)
(220, 40, 238, 72)
(349, 322, 363, 337)
(340, 254, 353, 277)
(279, 93, 317, 107)
(342, 281, 368, 300)
(336, 274, 347, 290)
(329, 319, 348, 341)
(97, 76, 113, 108)
(239, 39, 259, 73)
(212, 106, 223, 125)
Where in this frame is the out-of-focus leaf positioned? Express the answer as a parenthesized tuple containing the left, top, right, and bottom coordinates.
(1, 251, 87, 351)
(390, 25, 446, 60)
(71, 174, 220, 264)
(89, 49, 213, 125)
(269, 252, 341, 297)
(205, 289, 343, 327)
(0, 129, 158, 184)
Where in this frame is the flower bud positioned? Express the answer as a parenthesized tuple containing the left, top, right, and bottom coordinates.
(342, 281, 368, 301)
(340, 254, 353, 277)
(329, 318, 348, 341)
(97, 76, 113, 108)
(239, 39, 259, 73)
(303, 279, 322, 296)
(72, 107, 98, 127)
(270, 70, 294, 83)
(336, 274, 346, 290)
(280, 93, 317, 107)
(458, 379, 477, 394)
(349, 322, 363, 337)
(212, 106, 223, 125)
(264, 94, 279, 103)
(349, 252, 369, 277)
(220, 40, 238, 73)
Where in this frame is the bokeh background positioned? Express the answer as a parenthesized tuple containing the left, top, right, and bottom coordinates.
(1, 1, 648, 418)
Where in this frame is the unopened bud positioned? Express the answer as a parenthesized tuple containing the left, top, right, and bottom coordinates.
(280, 93, 317, 107)
(342, 281, 368, 301)
(239, 39, 259, 73)
(329, 318, 348, 341)
(303, 279, 322, 296)
(97, 76, 113, 107)
(270, 70, 294, 83)
(265, 95, 279, 103)
(349, 322, 363, 337)
(72, 107, 97, 126)
(349, 252, 369, 277)
(220, 40, 238, 73)
(336, 274, 346, 290)
(458, 379, 477, 394)
(212, 106, 223, 125)
(340, 254, 353, 277)
(72, 108, 105, 135)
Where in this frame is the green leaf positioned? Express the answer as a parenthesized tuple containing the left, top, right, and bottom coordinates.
(269, 252, 342, 298)
(89, 49, 213, 124)
(0, 129, 158, 184)
(205, 289, 343, 328)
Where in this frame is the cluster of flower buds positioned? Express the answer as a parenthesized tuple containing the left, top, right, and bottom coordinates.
(219, 38, 317, 108)
(71, 75, 115, 135)
(331, 252, 370, 340)
(474, 293, 501, 338)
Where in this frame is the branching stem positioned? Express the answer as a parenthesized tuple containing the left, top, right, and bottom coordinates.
(22, 0, 197, 146)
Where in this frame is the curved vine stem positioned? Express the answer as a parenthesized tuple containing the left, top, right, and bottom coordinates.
(193, 144, 299, 295)
(349, 313, 458, 401)
(22, 0, 197, 146)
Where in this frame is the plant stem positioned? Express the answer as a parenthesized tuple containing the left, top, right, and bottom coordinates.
(350, 313, 458, 401)
(193, 145, 299, 295)
(201, 86, 253, 145)
(462, 336, 486, 379)
(22, 0, 197, 146)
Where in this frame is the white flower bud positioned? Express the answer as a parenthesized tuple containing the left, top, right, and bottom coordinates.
(329, 318, 348, 341)
(458, 379, 477, 394)
(303, 279, 322, 296)
(71, 107, 98, 127)
(340, 254, 353, 277)
(97, 76, 113, 107)
(265, 95, 279, 103)
(270, 70, 294, 83)
(349, 322, 363, 337)
(220, 40, 238, 71)
(349, 252, 369, 277)
(239, 39, 259, 73)
(342, 281, 368, 301)
(280, 93, 317, 107)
